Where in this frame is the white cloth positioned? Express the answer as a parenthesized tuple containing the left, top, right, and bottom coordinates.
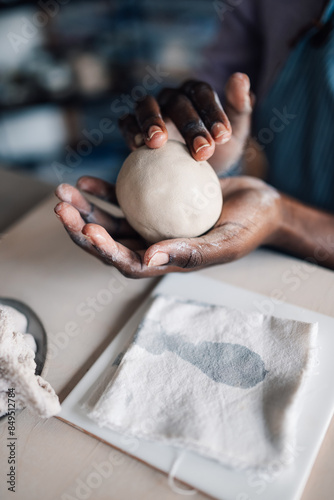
(88, 295, 318, 469)
(0, 308, 60, 418)
(1, 304, 37, 352)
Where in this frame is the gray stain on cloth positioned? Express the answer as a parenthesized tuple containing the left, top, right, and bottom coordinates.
(134, 320, 267, 389)
(112, 351, 125, 366)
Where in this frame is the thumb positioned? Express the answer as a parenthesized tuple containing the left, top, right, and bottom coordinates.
(224, 72, 253, 142)
(144, 238, 206, 269)
(210, 73, 254, 173)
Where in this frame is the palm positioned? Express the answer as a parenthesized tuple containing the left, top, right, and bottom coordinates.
(55, 175, 281, 278)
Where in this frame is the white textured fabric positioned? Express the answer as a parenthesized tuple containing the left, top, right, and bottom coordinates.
(0, 304, 27, 333)
(88, 295, 318, 469)
(1, 304, 37, 352)
(0, 308, 60, 418)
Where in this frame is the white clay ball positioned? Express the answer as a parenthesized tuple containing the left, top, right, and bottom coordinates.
(116, 140, 223, 243)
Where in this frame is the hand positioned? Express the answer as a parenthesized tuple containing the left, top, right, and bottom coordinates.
(119, 73, 253, 171)
(54, 175, 283, 278)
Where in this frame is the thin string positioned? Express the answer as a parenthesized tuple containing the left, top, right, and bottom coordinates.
(168, 452, 197, 496)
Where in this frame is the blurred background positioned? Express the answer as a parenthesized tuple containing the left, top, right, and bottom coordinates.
(0, 0, 221, 186)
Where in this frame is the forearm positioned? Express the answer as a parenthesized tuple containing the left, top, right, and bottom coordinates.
(272, 194, 334, 269)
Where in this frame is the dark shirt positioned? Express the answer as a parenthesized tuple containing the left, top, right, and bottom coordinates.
(198, 0, 327, 102)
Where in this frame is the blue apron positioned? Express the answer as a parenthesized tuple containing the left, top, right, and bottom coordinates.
(254, 1, 334, 212)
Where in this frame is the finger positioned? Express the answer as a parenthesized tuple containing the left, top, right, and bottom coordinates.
(82, 224, 170, 278)
(55, 184, 136, 238)
(143, 226, 244, 269)
(118, 114, 144, 150)
(54, 202, 100, 258)
(208, 73, 253, 172)
(83, 224, 142, 278)
(55, 203, 149, 271)
(135, 95, 168, 148)
(77, 176, 119, 206)
(158, 88, 215, 161)
(143, 238, 207, 269)
(224, 73, 253, 143)
(181, 80, 232, 145)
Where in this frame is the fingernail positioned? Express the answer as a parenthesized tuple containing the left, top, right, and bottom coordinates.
(211, 122, 230, 143)
(134, 133, 144, 147)
(147, 252, 169, 267)
(233, 72, 250, 90)
(193, 136, 210, 154)
(147, 125, 162, 141)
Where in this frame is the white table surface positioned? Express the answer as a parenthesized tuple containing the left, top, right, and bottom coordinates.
(0, 171, 333, 500)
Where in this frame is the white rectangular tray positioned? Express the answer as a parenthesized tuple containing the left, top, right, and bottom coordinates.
(59, 273, 334, 500)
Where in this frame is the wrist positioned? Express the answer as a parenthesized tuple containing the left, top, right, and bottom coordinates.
(269, 193, 293, 247)
(261, 189, 288, 247)
(258, 186, 334, 269)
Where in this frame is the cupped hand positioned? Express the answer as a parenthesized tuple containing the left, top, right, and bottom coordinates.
(54, 175, 282, 278)
(119, 73, 253, 169)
